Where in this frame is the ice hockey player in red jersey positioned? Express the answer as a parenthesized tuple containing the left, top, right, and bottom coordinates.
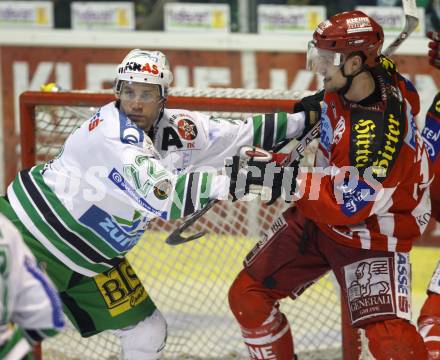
(417, 30, 440, 360)
(228, 10, 432, 359)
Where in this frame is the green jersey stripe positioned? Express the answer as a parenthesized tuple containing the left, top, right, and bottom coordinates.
(199, 172, 212, 208)
(21, 170, 118, 267)
(30, 166, 119, 259)
(252, 115, 263, 147)
(171, 174, 186, 219)
(276, 112, 288, 144)
(11, 178, 110, 274)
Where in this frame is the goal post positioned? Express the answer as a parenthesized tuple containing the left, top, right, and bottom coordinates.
(18, 88, 359, 360)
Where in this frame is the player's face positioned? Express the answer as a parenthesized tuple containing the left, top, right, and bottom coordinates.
(321, 67, 348, 92)
(307, 42, 348, 92)
(118, 82, 165, 132)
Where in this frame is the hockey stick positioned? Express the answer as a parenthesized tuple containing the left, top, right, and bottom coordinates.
(165, 3, 418, 246)
(382, 0, 419, 57)
(165, 198, 219, 245)
(165, 120, 320, 246)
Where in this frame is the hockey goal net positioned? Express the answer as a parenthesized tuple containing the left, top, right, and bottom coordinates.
(19, 88, 358, 360)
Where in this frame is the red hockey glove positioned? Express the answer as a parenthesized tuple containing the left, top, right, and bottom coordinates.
(428, 30, 440, 69)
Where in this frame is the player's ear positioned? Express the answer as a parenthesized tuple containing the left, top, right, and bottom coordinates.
(348, 54, 364, 74)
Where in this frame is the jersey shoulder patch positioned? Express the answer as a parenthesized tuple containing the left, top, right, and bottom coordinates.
(160, 109, 207, 151)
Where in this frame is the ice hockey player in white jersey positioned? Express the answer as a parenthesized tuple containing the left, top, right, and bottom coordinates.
(0, 49, 311, 360)
(0, 213, 64, 360)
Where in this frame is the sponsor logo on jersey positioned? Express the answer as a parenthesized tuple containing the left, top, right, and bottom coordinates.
(177, 118, 198, 140)
(119, 111, 144, 146)
(108, 168, 167, 219)
(320, 102, 333, 152)
(422, 116, 440, 162)
(94, 259, 148, 317)
(371, 113, 402, 177)
(244, 216, 287, 266)
(333, 116, 346, 144)
(352, 118, 376, 170)
(338, 179, 374, 216)
(394, 253, 411, 319)
(88, 111, 103, 131)
(79, 205, 145, 252)
(344, 257, 394, 325)
(153, 179, 172, 200)
(416, 211, 431, 227)
(404, 113, 417, 151)
(350, 108, 404, 179)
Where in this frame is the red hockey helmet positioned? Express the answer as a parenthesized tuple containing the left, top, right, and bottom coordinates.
(308, 10, 384, 72)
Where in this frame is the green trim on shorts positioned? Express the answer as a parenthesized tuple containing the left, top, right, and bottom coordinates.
(0, 327, 33, 360)
(0, 198, 157, 337)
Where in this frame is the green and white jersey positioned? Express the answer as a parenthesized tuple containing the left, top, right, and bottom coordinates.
(0, 214, 64, 358)
(7, 102, 228, 276)
(155, 108, 306, 173)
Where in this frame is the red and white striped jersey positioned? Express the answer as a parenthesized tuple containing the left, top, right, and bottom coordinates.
(297, 66, 432, 252)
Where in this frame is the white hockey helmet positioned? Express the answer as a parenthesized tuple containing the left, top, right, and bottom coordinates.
(114, 49, 173, 98)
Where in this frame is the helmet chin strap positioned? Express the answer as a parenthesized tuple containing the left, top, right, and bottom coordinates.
(150, 100, 167, 140)
(337, 64, 367, 96)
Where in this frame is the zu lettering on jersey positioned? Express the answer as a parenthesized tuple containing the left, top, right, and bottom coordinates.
(244, 216, 287, 267)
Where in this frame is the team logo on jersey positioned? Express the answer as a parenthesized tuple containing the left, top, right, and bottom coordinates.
(94, 259, 148, 317)
(177, 118, 198, 140)
(153, 179, 172, 200)
(344, 257, 394, 325)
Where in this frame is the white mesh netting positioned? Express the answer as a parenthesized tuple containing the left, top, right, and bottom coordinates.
(27, 88, 342, 360)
